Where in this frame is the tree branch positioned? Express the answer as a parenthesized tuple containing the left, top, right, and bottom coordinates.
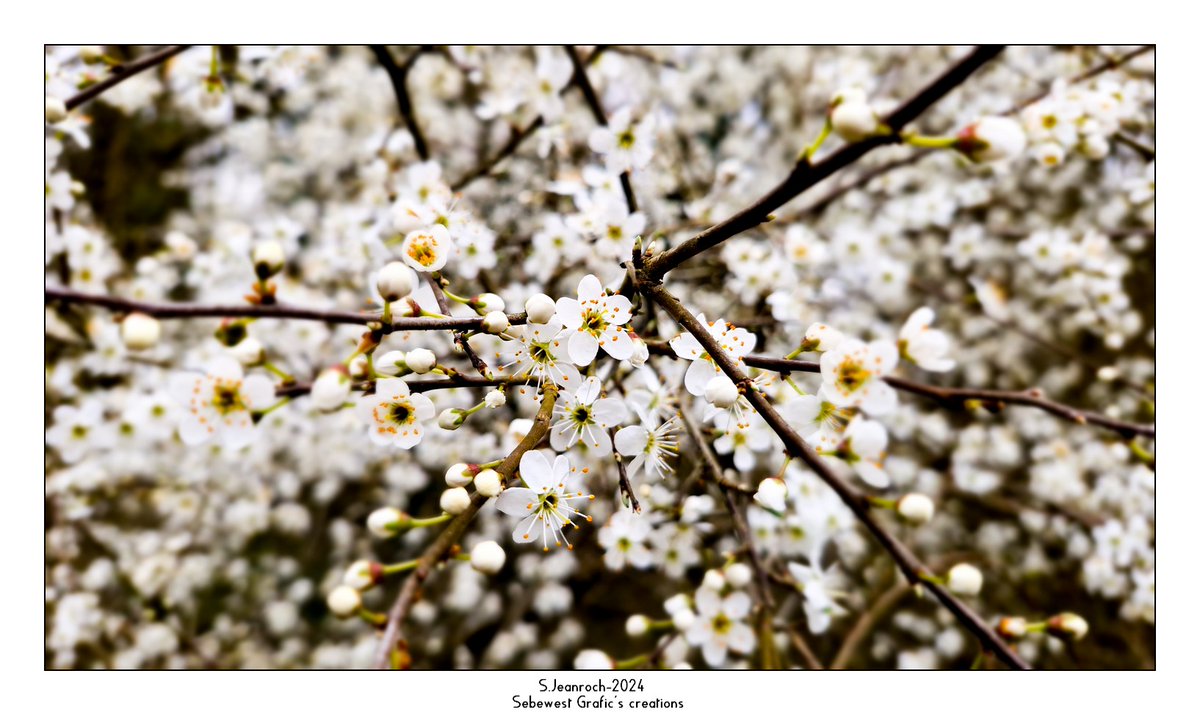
(564, 45, 639, 214)
(370, 45, 431, 161)
(64, 45, 191, 111)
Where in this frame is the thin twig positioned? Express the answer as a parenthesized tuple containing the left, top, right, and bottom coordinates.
(64, 45, 191, 111)
(564, 45, 639, 214)
(830, 580, 911, 669)
(425, 274, 491, 378)
(370, 45, 431, 161)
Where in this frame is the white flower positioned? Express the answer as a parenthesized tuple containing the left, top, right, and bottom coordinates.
(801, 322, 844, 353)
(470, 540, 507, 575)
(787, 562, 847, 634)
(440, 487, 471, 515)
(251, 240, 285, 278)
(597, 510, 654, 571)
(574, 649, 615, 670)
(897, 493, 935, 524)
(834, 416, 890, 489)
(474, 468, 503, 497)
(669, 314, 756, 397)
(46, 95, 68, 123)
(614, 416, 679, 480)
(555, 274, 635, 366)
(343, 560, 378, 590)
(898, 307, 955, 372)
(829, 87, 880, 142)
(367, 507, 404, 538)
(496, 451, 593, 550)
(311, 367, 351, 412)
(946, 563, 984, 596)
(45, 400, 114, 463)
(684, 587, 755, 667)
(405, 348, 437, 374)
(230, 336, 265, 366)
(400, 224, 452, 272)
(168, 357, 275, 448)
(780, 387, 850, 451)
(445, 462, 473, 487)
(375, 350, 407, 376)
(1047, 612, 1089, 640)
(506, 318, 581, 389)
(588, 107, 655, 174)
(484, 389, 507, 408)
(120, 313, 161, 351)
(626, 615, 650, 637)
(819, 339, 898, 415)
(705, 374, 739, 408)
(551, 376, 629, 452)
(326, 585, 361, 618)
(956, 116, 1027, 163)
(355, 378, 436, 449)
(524, 293, 557, 324)
(482, 310, 509, 334)
(753, 477, 788, 513)
(725, 563, 753, 589)
(376, 260, 417, 302)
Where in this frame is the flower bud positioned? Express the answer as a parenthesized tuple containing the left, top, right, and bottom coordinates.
(524, 293, 557, 324)
(946, 563, 984, 596)
(574, 649, 615, 670)
(753, 477, 788, 513)
(955, 116, 1027, 163)
(367, 506, 405, 538)
(830, 88, 880, 142)
(230, 336, 265, 366)
(342, 560, 381, 590)
(484, 389, 506, 408)
(214, 319, 250, 347)
(702, 569, 727, 592)
(376, 261, 416, 302)
(326, 585, 361, 618)
(438, 408, 466, 430)
(45, 96, 68, 124)
(440, 487, 471, 515)
(79, 46, 105, 63)
(120, 312, 161, 351)
(482, 310, 510, 334)
(251, 240, 285, 280)
(897, 493, 935, 525)
(704, 375, 739, 408)
(474, 468, 503, 497)
(311, 366, 351, 412)
(625, 615, 650, 637)
(997, 616, 1028, 640)
(405, 347, 436, 374)
(1046, 612, 1088, 641)
(475, 292, 505, 313)
(630, 337, 649, 368)
(445, 462, 474, 487)
(375, 350, 407, 376)
(725, 563, 753, 589)
(671, 608, 696, 631)
(470, 540, 506, 575)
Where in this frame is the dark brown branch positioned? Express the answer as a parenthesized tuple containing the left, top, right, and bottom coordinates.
(788, 626, 825, 670)
(641, 280, 1031, 670)
(370, 45, 430, 161)
(425, 274, 491, 378)
(830, 579, 911, 669)
(372, 387, 558, 669)
(1114, 131, 1155, 160)
(609, 428, 641, 513)
(643, 46, 1004, 278)
(276, 374, 519, 400)
(564, 45, 639, 214)
(44, 285, 527, 334)
(64, 45, 190, 111)
(451, 116, 545, 191)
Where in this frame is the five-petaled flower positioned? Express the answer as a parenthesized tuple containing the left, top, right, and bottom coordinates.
(555, 274, 635, 366)
(168, 357, 275, 448)
(684, 586, 756, 667)
(496, 451, 594, 551)
(505, 318, 581, 389)
(669, 314, 757, 397)
(819, 339, 898, 415)
(551, 376, 629, 452)
(356, 378, 436, 449)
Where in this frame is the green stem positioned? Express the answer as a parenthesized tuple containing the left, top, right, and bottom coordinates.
(253, 397, 290, 419)
(804, 118, 833, 160)
(381, 558, 420, 576)
(902, 133, 958, 149)
(783, 377, 807, 397)
(615, 653, 650, 670)
(262, 361, 294, 383)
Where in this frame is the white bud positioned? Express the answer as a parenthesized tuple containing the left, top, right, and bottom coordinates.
(1080, 133, 1110, 160)
(753, 477, 788, 513)
(79, 46, 105, 63)
(897, 493, 935, 525)
(702, 569, 727, 592)
(671, 608, 696, 631)
(625, 615, 650, 637)
(1097, 366, 1119, 382)
(663, 594, 690, 615)
(574, 649, 615, 670)
(830, 88, 880, 143)
(376, 261, 416, 302)
(482, 310, 510, 334)
(405, 348, 436, 374)
(704, 375, 740, 408)
(524, 293, 557, 324)
(342, 560, 377, 590)
(475, 293, 505, 313)
(445, 462, 473, 488)
(120, 312, 161, 351)
(630, 337, 649, 368)
(1034, 141, 1065, 168)
(440, 487, 471, 515)
(1047, 612, 1088, 641)
(367, 506, 404, 538)
(957, 116, 1027, 163)
(997, 616, 1028, 639)
(438, 408, 465, 430)
(484, 389, 507, 408)
(326, 585, 361, 618)
(45, 96, 68, 124)
(311, 367, 351, 412)
(946, 563, 984, 596)
(474, 468, 502, 497)
(251, 240, 285, 279)
(724, 563, 753, 589)
(375, 350, 407, 376)
(230, 336, 265, 366)
(803, 322, 844, 352)
(470, 540, 507, 575)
